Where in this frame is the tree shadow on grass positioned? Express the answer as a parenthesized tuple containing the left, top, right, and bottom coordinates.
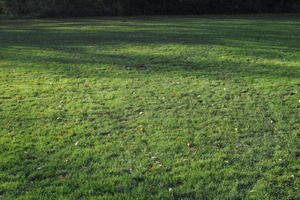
(0, 16, 299, 80)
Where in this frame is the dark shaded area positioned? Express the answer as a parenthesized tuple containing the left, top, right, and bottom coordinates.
(0, 16, 299, 81)
(1, 0, 300, 17)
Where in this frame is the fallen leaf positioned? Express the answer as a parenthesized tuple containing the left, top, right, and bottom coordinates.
(68, 130, 75, 135)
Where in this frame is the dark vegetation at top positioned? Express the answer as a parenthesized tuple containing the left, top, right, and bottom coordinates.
(1, 0, 300, 17)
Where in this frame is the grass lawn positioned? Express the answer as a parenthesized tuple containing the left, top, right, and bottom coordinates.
(0, 15, 299, 199)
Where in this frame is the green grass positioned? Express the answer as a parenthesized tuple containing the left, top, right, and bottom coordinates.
(0, 15, 299, 199)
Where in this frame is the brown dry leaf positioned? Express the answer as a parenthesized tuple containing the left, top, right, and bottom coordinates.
(149, 164, 162, 171)
(187, 143, 193, 147)
(138, 126, 145, 132)
(58, 175, 65, 179)
(100, 112, 109, 115)
(149, 166, 156, 171)
(68, 130, 75, 135)
(139, 127, 145, 132)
